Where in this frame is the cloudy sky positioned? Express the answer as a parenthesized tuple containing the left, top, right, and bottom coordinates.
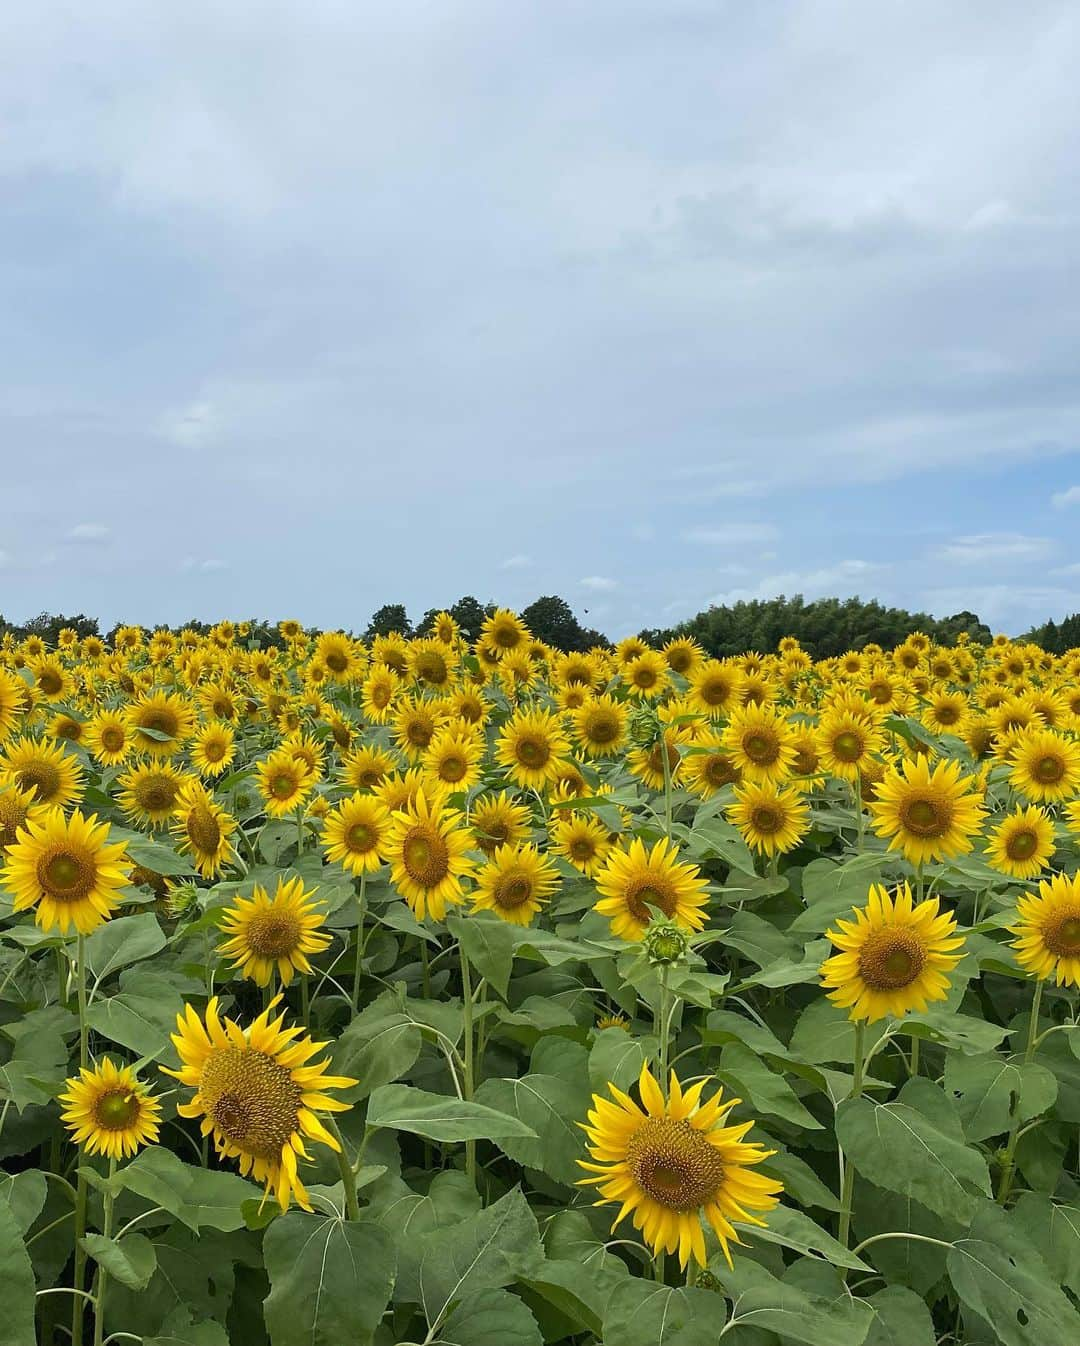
(3, 1, 1079, 638)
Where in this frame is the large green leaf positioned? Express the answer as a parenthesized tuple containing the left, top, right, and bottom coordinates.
(475, 1073, 590, 1184)
(0, 1194, 35, 1346)
(447, 913, 518, 998)
(864, 1284, 936, 1346)
(332, 1002, 423, 1098)
(710, 1259, 874, 1346)
(115, 1146, 260, 1232)
(81, 1232, 157, 1291)
(738, 1203, 870, 1272)
(601, 1280, 733, 1346)
(789, 854, 885, 935)
(440, 1287, 542, 1346)
(85, 990, 182, 1060)
(0, 1171, 46, 1236)
(263, 1212, 395, 1346)
(365, 1084, 538, 1142)
(716, 1042, 822, 1130)
(85, 912, 166, 982)
(945, 1052, 1058, 1141)
(1011, 1194, 1080, 1296)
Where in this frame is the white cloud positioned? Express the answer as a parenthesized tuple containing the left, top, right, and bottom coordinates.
(1052, 485, 1080, 509)
(159, 399, 216, 448)
(181, 557, 228, 573)
(67, 522, 111, 544)
(580, 575, 616, 591)
(500, 554, 532, 570)
(682, 524, 778, 546)
(923, 584, 1080, 631)
(936, 533, 1052, 565)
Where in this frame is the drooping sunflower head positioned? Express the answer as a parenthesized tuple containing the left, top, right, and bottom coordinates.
(0, 735, 85, 809)
(868, 756, 985, 866)
(384, 786, 477, 921)
(60, 1057, 162, 1159)
(219, 876, 331, 987)
(471, 842, 559, 927)
(163, 997, 356, 1211)
(495, 707, 570, 791)
(171, 780, 237, 880)
(593, 836, 709, 942)
(1011, 872, 1080, 987)
(986, 805, 1055, 881)
(2, 806, 131, 934)
(578, 1063, 782, 1269)
(256, 748, 315, 818)
(1008, 728, 1080, 804)
(322, 791, 391, 876)
(821, 882, 965, 1022)
(728, 781, 810, 856)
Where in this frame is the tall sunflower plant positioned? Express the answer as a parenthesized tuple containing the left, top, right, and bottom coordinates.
(0, 618, 1078, 1345)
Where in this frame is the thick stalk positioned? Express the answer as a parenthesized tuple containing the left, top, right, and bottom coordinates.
(327, 1117, 361, 1221)
(460, 946, 476, 1184)
(72, 936, 89, 1346)
(299, 973, 310, 1028)
(838, 1019, 867, 1249)
(351, 872, 368, 1010)
(660, 730, 674, 839)
(658, 966, 673, 1092)
(92, 1157, 117, 1346)
(853, 775, 864, 850)
(295, 805, 304, 856)
(997, 977, 1045, 1205)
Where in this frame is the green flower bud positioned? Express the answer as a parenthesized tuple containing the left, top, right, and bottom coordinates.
(644, 918, 690, 966)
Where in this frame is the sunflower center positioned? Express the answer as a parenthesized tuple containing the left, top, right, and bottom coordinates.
(205, 740, 226, 761)
(93, 1089, 140, 1130)
(648, 741, 681, 777)
(439, 755, 467, 782)
(516, 737, 550, 769)
(38, 848, 96, 901)
(405, 718, 433, 748)
(704, 756, 738, 787)
(586, 713, 619, 744)
(347, 822, 376, 852)
(570, 837, 597, 861)
(325, 652, 348, 674)
(244, 911, 303, 958)
(935, 706, 960, 725)
(271, 774, 297, 799)
(187, 807, 222, 854)
(625, 879, 676, 924)
(899, 797, 949, 837)
(494, 873, 533, 909)
(137, 777, 178, 813)
(415, 653, 448, 684)
(742, 732, 778, 766)
(668, 649, 692, 674)
(857, 928, 927, 990)
(750, 806, 782, 835)
(402, 826, 450, 887)
(699, 677, 729, 707)
(1042, 911, 1080, 957)
(101, 727, 125, 752)
(200, 1047, 302, 1160)
(39, 670, 63, 696)
(1034, 755, 1065, 784)
(634, 668, 657, 689)
(626, 1118, 726, 1211)
(833, 732, 863, 762)
(493, 624, 519, 649)
(1005, 829, 1038, 861)
(141, 710, 178, 738)
(17, 762, 60, 801)
(372, 684, 393, 709)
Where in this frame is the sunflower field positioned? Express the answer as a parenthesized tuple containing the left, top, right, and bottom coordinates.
(2, 614, 1080, 1346)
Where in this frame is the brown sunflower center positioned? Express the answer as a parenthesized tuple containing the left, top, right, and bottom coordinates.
(347, 822, 377, 852)
(648, 741, 681, 777)
(750, 806, 783, 835)
(742, 731, 779, 766)
(857, 928, 927, 990)
(1005, 829, 1038, 861)
(1034, 754, 1065, 784)
(704, 755, 739, 788)
(244, 911, 303, 959)
(140, 710, 178, 738)
(633, 668, 658, 689)
(187, 807, 222, 855)
(935, 705, 961, 725)
(699, 677, 730, 707)
(516, 736, 550, 769)
(101, 727, 125, 752)
(415, 653, 448, 684)
(899, 796, 950, 837)
(17, 761, 62, 801)
(135, 776, 178, 814)
(37, 847, 96, 901)
(93, 1089, 141, 1130)
(38, 669, 64, 696)
(325, 651, 349, 674)
(204, 739, 226, 761)
(625, 878, 677, 924)
(494, 872, 533, 910)
(832, 731, 863, 762)
(626, 1117, 726, 1211)
(271, 773, 298, 799)
(585, 712, 619, 745)
(570, 837, 597, 862)
(493, 623, 520, 649)
(402, 826, 450, 887)
(1042, 910, 1080, 957)
(200, 1047, 301, 1160)
(439, 755, 467, 783)
(668, 649, 693, 674)
(405, 718, 433, 748)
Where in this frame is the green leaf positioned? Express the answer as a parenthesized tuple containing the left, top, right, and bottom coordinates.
(836, 1079, 991, 1223)
(474, 1073, 590, 1184)
(144, 1317, 229, 1346)
(81, 1232, 157, 1291)
(1011, 1195, 1080, 1296)
(588, 1026, 655, 1094)
(116, 1147, 260, 1232)
(709, 1259, 874, 1346)
(790, 854, 884, 935)
(716, 1042, 823, 1130)
(945, 1052, 1058, 1141)
(721, 908, 803, 967)
(789, 998, 860, 1064)
(602, 1280, 732, 1346)
(85, 912, 166, 982)
(440, 1287, 542, 1346)
(906, 1006, 1007, 1055)
(0, 1170, 46, 1236)
(864, 1285, 936, 1346)
(85, 990, 183, 1060)
(263, 1212, 395, 1346)
(446, 913, 518, 998)
(738, 1204, 870, 1272)
(123, 836, 196, 876)
(0, 1193, 36, 1346)
(332, 1005, 423, 1099)
(365, 1084, 538, 1142)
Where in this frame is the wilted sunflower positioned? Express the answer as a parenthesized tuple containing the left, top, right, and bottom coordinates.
(721, 704, 797, 785)
(570, 694, 628, 758)
(471, 790, 533, 856)
(117, 760, 189, 826)
(255, 748, 315, 818)
(594, 836, 709, 942)
(163, 997, 355, 1211)
(84, 710, 132, 766)
(321, 792, 391, 875)
(384, 786, 476, 920)
(1008, 728, 1080, 804)
(171, 780, 237, 879)
(868, 756, 985, 866)
(1011, 872, 1080, 986)
(60, 1058, 161, 1158)
(815, 708, 883, 783)
(2, 807, 130, 934)
(219, 877, 331, 986)
(0, 735, 84, 809)
(126, 690, 196, 757)
(986, 806, 1055, 880)
(820, 882, 964, 1022)
(422, 724, 484, 792)
(471, 842, 559, 926)
(578, 1064, 782, 1269)
(728, 781, 809, 856)
(191, 721, 237, 777)
(495, 707, 570, 791)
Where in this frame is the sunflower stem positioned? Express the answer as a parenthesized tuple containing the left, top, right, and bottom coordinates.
(997, 977, 1045, 1205)
(660, 729, 674, 839)
(837, 1018, 867, 1249)
(295, 806, 304, 857)
(460, 945, 477, 1185)
(300, 973, 310, 1027)
(92, 1156, 117, 1346)
(853, 775, 864, 851)
(421, 935, 431, 1000)
(909, 1035, 920, 1077)
(351, 872, 367, 1012)
(72, 935, 90, 1346)
(327, 1117, 361, 1221)
(658, 965, 673, 1096)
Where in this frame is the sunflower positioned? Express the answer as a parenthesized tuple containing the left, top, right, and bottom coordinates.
(868, 756, 985, 866)
(191, 721, 237, 777)
(688, 660, 743, 718)
(117, 761, 189, 826)
(409, 638, 457, 690)
(549, 809, 614, 876)
(1008, 728, 1080, 804)
(340, 744, 398, 792)
(683, 736, 743, 798)
(578, 1064, 782, 1269)
(1011, 873, 1080, 986)
(31, 657, 72, 703)
(256, 748, 315, 818)
(495, 707, 570, 791)
(373, 767, 429, 816)
(471, 791, 532, 856)
(481, 608, 530, 658)
(163, 997, 356, 1211)
(663, 637, 704, 676)
(384, 787, 476, 920)
(198, 683, 240, 723)
(624, 651, 669, 700)
(728, 781, 809, 856)
(0, 668, 28, 740)
(445, 685, 487, 726)
(471, 842, 559, 926)
(321, 792, 391, 875)
(48, 712, 83, 745)
(126, 690, 196, 757)
(315, 631, 361, 684)
(171, 781, 237, 879)
(2, 807, 130, 934)
(985, 806, 1055, 881)
(0, 735, 84, 809)
(218, 877, 331, 987)
(392, 695, 442, 762)
(820, 882, 964, 1022)
(570, 695, 629, 758)
(922, 692, 969, 736)
(83, 710, 131, 766)
(60, 1058, 162, 1158)
(371, 633, 410, 675)
(594, 837, 709, 942)
(787, 726, 826, 793)
(0, 782, 45, 852)
(361, 668, 401, 724)
(815, 708, 883, 783)
(721, 704, 797, 785)
(422, 724, 484, 792)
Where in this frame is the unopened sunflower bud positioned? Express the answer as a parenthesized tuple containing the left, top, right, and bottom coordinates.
(644, 918, 690, 966)
(629, 704, 661, 748)
(165, 881, 200, 919)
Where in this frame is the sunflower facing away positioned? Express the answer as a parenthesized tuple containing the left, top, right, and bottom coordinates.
(820, 882, 964, 1022)
(218, 876, 331, 987)
(2, 807, 130, 934)
(593, 836, 709, 942)
(163, 998, 355, 1210)
(985, 805, 1055, 881)
(1011, 872, 1080, 986)
(868, 756, 985, 866)
(321, 792, 391, 875)
(578, 1063, 782, 1269)
(471, 842, 559, 926)
(384, 786, 476, 920)
(727, 781, 810, 856)
(60, 1057, 162, 1158)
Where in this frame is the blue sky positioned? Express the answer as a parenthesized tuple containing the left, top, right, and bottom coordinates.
(2, 1, 1080, 638)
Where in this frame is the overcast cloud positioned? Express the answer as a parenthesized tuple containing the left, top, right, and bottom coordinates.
(2, 1, 1079, 636)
